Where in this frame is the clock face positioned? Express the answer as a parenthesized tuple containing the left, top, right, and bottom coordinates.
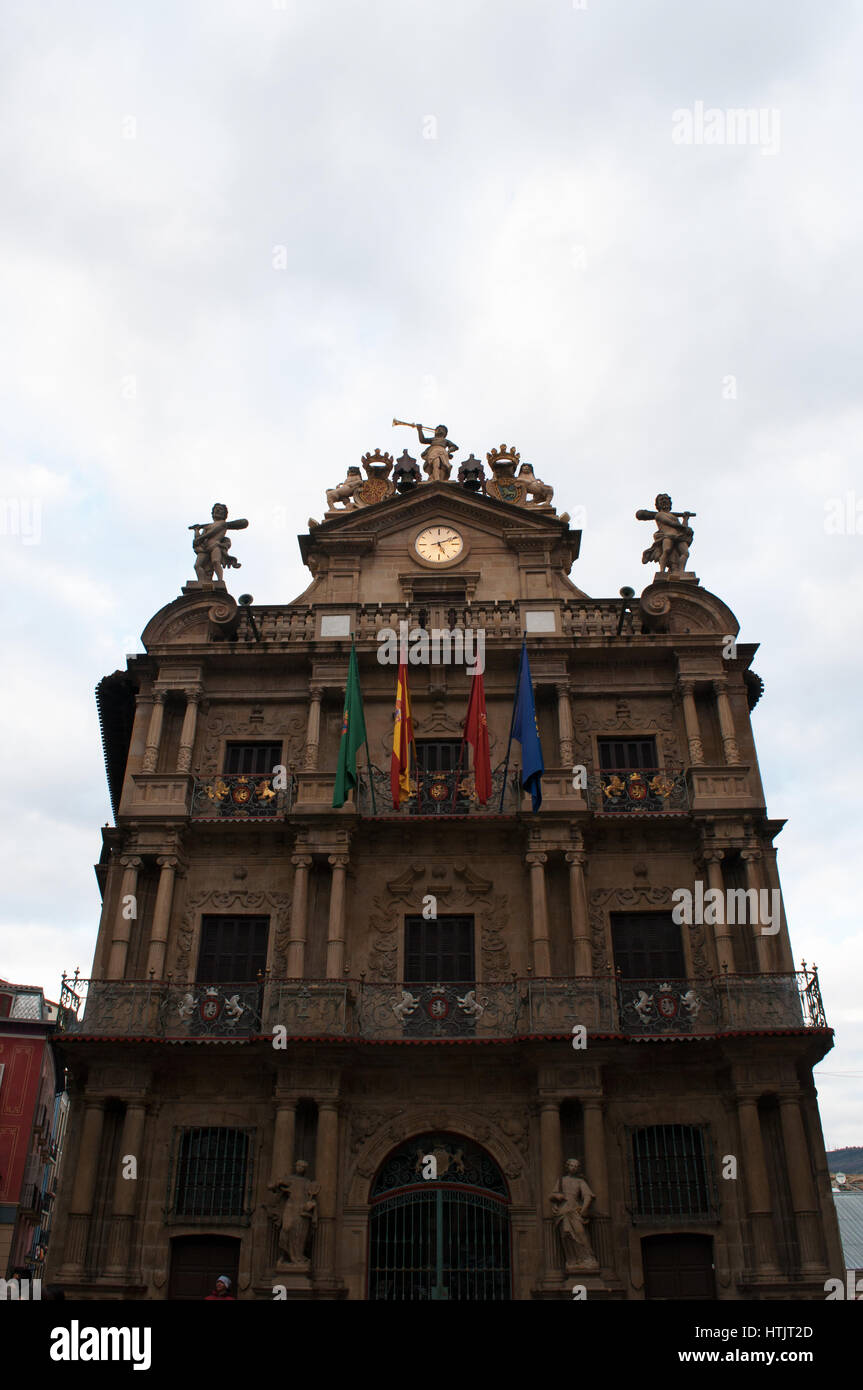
(415, 525, 464, 563)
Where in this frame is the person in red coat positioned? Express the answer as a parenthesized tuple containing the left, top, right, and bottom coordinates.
(205, 1275, 235, 1300)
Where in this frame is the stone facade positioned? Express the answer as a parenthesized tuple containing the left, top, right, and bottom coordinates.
(48, 471, 844, 1299)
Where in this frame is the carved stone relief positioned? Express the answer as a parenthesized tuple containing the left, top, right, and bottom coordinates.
(175, 888, 292, 977)
(366, 863, 513, 981)
(572, 699, 680, 773)
(196, 708, 305, 776)
(588, 884, 709, 978)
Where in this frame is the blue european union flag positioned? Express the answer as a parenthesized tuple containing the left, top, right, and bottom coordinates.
(511, 639, 544, 811)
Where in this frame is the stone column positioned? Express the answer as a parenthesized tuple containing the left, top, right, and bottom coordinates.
(703, 850, 735, 974)
(326, 855, 349, 978)
(582, 1099, 609, 1215)
(142, 691, 166, 773)
(59, 1099, 106, 1275)
(539, 1100, 563, 1274)
(742, 849, 774, 973)
(565, 851, 592, 975)
(713, 678, 741, 765)
(145, 855, 178, 979)
(556, 681, 574, 767)
(176, 688, 202, 774)
(270, 1100, 297, 1185)
(679, 681, 705, 764)
(526, 853, 551, 977)
(304, 687, 324, 771)
(104, 1101, 148, 1276)
(778, 1096, 825, 1274)
(313, 1100, 340, 1281)
(287, 855, 312, 977)
(106, 856, 143, 980)
(736, 1096, 780, 1275)
(761, 849, 794, 973)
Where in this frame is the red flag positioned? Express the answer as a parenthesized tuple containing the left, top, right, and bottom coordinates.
(390, 662, 414, 808)
(463, 669, 492, 804)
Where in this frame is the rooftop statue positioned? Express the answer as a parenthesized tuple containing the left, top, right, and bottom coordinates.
(393, 418, 458, 481)
(636, 493, 696, 576)
(326, 466, 364, 511)
(189, 503, 248, 583)
(518, 462, 554, 506)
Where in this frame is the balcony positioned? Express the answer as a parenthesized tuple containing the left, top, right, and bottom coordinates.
(191, 771, 295, 820)
(590, 767, 689, 814)
(57, 970, 826, 1042)
(356, 762, 520, 817)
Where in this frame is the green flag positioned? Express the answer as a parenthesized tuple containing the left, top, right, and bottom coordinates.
(333, 644, 367, 807)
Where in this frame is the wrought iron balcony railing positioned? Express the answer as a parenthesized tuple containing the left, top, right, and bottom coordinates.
(58, 970, 825, 1041)
(191, 772, 295, 819)
(591, 767, 689, 813)
(356, 762, 521, 816)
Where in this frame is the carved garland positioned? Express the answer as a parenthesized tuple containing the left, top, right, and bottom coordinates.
(588, 884, 710, 978)
(174, 888, 293, 978)
(197, 709, 306, 776)
(350, 1105, 529, 1183)
(367, 861, 513, 982)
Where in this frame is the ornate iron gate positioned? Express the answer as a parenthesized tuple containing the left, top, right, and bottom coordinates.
(367, 1135, 511, 1301)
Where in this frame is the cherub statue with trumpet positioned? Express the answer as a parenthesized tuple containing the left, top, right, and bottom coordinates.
(393, 418, 458, 481)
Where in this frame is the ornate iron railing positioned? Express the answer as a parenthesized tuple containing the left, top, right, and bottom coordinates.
(591, 767, 689, 813)
(57, 970, 825, 1040)
(191, 772, 294, 819)
(356, 762, 521, 816)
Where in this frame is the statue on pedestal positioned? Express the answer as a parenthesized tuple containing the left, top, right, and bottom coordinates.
(326, 467, 364, 511)
(189, 503, 248, 583)
(518, 463, 554, 506)
(549, 1157, 598, 1271)
(636, 493, 696, 576)
(268, 1160, 319, 1267)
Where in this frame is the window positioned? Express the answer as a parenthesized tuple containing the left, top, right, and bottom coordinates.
(412, 740, 469, 815)
(223, 742, 282, 776)
(405, 916, 475, 983)
(598, 737, 658, 771)
(629, 1124, 716, 1222)
(612, 913, 686, 980)
(171, 1127, 253, 1221)
(196, 916, 269, 984)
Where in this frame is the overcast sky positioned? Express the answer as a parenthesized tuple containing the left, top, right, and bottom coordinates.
(1, 0, 860, 1147)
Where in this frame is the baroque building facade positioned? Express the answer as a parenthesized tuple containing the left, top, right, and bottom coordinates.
(48, 445, 843, 1299)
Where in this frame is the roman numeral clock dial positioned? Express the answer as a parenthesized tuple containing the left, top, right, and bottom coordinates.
(415, 525, 464, 563)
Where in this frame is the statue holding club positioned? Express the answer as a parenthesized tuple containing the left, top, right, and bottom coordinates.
(636, 493, 696, 576)
(189, 503, 249, 583)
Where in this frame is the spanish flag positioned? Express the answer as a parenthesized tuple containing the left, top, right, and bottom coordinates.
(390, 662, 414, 808)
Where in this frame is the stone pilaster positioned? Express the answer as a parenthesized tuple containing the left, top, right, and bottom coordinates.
(736, 1096, 780, 1275)
(106, 855, 143, 980)
(778, 1095, 826, 1274)
(142, 690, 166, 773)
(313, 1100, 340, 1282)
(565, 850, 592, 975)
(104, 1101, 148, 1276)
(145, 855, 179, 979)
(713, 677, 741, 765)
(326, 855, 349, 978)
(679, 680, 705, 765)
(58, 1099, 106, 1277)
(304, 687, 324, 771)
(555, 681, 574, 767)
(703, 850, 735, 973)
(176, 687, 202, 774)
(526, 852, 551, 977)
(287, 855, 312, 978)
(539, 1099, 563, 1276)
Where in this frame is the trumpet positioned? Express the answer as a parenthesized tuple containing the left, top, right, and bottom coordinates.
(392, 417, 425, 431)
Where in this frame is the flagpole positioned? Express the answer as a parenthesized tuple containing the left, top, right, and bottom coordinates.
(360, 640, 377, 815)
(499, 634, 526, 813)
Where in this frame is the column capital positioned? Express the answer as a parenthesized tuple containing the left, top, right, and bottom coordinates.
(292, 854, 313, 870)
(679, 679, 697, 697)
(328, 854, 349, 871)
(156, 854, 180, 872)
(152, 688, 168, 705)
(526, 852, 548, 868)
(185, 685, 203, 705)
(554, 680, 571, 698)
(702, 849, 725, 865)
(740, 848, 762, 863)
(712, 675, 729, 694)
(565, 851, 587, 869)
(309, 685, 325, 702)
(119, 854, 144, 871)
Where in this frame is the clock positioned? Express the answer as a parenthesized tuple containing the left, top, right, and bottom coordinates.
(415, 525, 464, 564)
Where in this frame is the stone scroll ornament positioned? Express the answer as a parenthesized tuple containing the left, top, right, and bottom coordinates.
(636, 493, 695, 576)
(189, 503, 248, 582)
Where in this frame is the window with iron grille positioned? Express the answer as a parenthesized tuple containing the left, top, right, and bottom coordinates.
(169, 1127, 254, 1223)
(628, 1124, 717, 1223)
(612, 913, 686, 981)
(404, 915, 475, 983)
(196, 915, 269, 984)
(598, 737, 658, 771)
(223, 742, 282, 775)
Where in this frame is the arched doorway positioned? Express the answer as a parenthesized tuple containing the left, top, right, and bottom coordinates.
(367, 1133, 511, 1300)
